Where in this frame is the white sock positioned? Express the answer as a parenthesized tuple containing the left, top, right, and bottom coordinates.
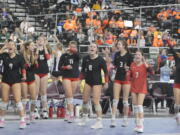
(139, 118, 144, 126)
(0, 117, 5, 121)
(112, 114, 116, 120)
(70, 111, 74, 117)
(97, 117, 102, 122)
(123, 116, 128, 120)
(20, 116, 26, 122)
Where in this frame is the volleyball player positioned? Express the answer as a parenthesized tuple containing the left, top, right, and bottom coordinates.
(129, 50, 152, 133)
(58, 41, 80, 123)
(78, 43, 108, 129)
(21, 41, 38, 124)
(35, 36, 51, 119)
(0, 41, 26, 129)
(169, 43, 180, 125)
(110, 40, 133, 127)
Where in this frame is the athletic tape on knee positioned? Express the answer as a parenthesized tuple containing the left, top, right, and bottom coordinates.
(174, 104, 180, 113)
(94, 104, 102, 112)
(0, 102, 8, 111)
(113, 99, 119, 108)
(30, 100, 37, 106)
(133, 105, 139, 114)
(66, 98, 73, 104)
(138, 105, 144, 113)
(41, 95, 47, 102)
(16, 102, 24, 111)
(123, 100, 129, 107)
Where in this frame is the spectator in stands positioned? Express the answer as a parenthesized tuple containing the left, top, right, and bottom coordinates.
(138, 31, 145, 47)
(145, 30, 153, 47)
(87, 27, 95, 43)
(14, 27, 23, 41)
(92, 1, 101, 10)
(153, 35, 164, 47)
(77, 28, 86, 44)
(116, 17, 124, 30)
(129, 29, 138, 46)
(0, 27, 10, 43)
(83, 3, 91, 13)
(20, 19, 30, 34)
(95, 36, 104, 45)
(156, 49, 168, 73)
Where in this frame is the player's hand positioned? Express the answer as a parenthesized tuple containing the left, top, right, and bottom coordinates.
(124, 63, 130, 71)
(66, 65, 72, 70)
(21, 76, 26, 81)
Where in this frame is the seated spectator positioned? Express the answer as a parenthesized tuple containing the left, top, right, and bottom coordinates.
(145, 30, 153, 47)
(92, 1, 101, 10)
(95, 36, 104, 45)
(129, 29, 138, 46)
(153, 35, 164, 47)
(138, 31, 145, 47)
(63, 16, 77, 32)
(104, 30, 116, 45)
(0, 27, 10, 43)
(116, 17, 124, 29)
(77, 28, 86, 44)
(93, 15, 101, 29)
(83, 4, 91, 13)
(109, 17, 116, 28)
(20, 19, 30, 34)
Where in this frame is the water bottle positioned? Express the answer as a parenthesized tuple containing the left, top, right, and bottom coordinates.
(60, 105, 65, 118)
(57, 105, 61, 119)
(48, 101, 54, 119)
(75, 104, 80, 118)
(49, 106, 53, 119)
(160, 61, 171, 82)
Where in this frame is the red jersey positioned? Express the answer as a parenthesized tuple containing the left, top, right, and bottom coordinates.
(130, 62, 148, 94)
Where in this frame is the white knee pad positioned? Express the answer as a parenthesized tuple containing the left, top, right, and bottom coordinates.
(0, 102, 8, 111)
(30, 100, 37, 106)
(22, 99, 28, 106)
(138, 105, 143, 113)
(16, 102, 24, 111)
(66, 98, 73, 104)
(94, 104, 102, 112)
(133, 105, 138, 114)
(41, 95, 47, 102)
(113, 99, 119, 108)
(123, 100, 129, 107)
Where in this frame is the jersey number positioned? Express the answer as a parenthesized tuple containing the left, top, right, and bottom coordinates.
(135, 72, 139, 78)
(119, 62, 123, 67)
(69, 59, 74, 64)
(39, 55, 44, 60)
(88, 65, 92, 71)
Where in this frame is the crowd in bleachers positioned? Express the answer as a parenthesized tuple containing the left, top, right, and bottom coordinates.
(0, 0, 179, 47)
(16, 0, 178, 47)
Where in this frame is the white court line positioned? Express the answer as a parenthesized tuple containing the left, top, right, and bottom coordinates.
(147, 133, 180, 135)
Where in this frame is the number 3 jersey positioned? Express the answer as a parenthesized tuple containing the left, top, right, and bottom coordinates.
(113, 52, 133, 81)
(81, 55, 108, 85)
(0, 53, 25, 84)
(58, 53, 80, 78)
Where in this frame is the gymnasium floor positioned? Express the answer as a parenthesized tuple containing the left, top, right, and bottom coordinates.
(0, 118, 179, 135)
